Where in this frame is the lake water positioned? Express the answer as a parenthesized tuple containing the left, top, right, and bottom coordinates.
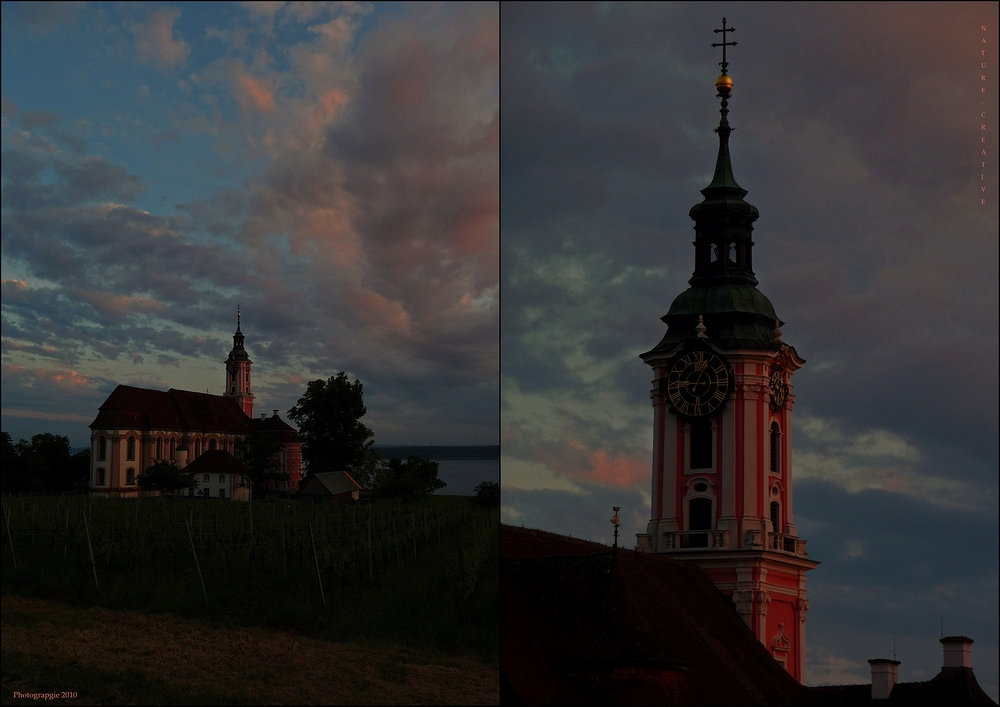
(432, 459, 500, 496)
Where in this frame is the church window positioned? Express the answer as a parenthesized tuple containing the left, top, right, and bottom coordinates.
(170, 438, 176, 460)
(770, 501, 780, 534)
(98, 437, 106, 460)
(126, 437, 135, 461)
(156, 437, 163, 459)
(209, 439, 216, 451)
(688, 497, 712, 548)
(689, 498, 712, 530)
(96, 468, 105, 485)
(770, 423, 780, 473)
(694, 482, 708, 493)
(690, 420, 712, 469)
(232, 385, 236, 393)
(195, 439, 201, 457)
(126, 468, 135, 485)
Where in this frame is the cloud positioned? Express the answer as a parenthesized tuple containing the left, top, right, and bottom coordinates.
(130, 7, 191, 69)
(2, 3, 499, 449)
(793, 415, 982, 511)
(806, 644, 869, 686)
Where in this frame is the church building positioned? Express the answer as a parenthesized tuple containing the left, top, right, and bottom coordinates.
(88, 309, 302, 498)
(633, 24, 815, 682)
(501, 21, 996, 706)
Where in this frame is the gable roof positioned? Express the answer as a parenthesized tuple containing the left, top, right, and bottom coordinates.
(501, 525, 810, 706)
(183, 450, 250, 476)
(298, 471, 361, 496)
(90, 385, 254, 434)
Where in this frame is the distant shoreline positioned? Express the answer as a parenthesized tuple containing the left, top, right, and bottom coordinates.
(70, 444, 502, 461)
(374, 445, 499, 461)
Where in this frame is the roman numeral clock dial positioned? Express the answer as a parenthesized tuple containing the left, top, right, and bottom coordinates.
(664, 350, 732, 418)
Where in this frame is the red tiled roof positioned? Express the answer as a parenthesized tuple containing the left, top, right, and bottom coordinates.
(501, 525, 810, 706)
(90, 385, 254, 434)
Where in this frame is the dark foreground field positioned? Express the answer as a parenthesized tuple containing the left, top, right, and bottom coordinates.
(1, 494, 498, 705)
(2, 595, 498, 705)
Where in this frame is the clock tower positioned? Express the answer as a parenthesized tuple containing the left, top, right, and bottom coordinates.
(224, 305, 254, 418)
(635, 20, 818, 683)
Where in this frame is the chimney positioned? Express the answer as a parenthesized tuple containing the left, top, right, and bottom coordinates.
(941, 636, 973, 668)
(868, 659, 900, 700)
(273, 409, 279, 417)
(261, 413, 267, 420)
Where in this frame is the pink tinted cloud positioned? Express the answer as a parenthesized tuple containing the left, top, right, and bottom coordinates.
(565, 440, 649, 488)
(131, 8, 191, 69)
(239, 75, 277, 112)
(3, 364, 91, 389)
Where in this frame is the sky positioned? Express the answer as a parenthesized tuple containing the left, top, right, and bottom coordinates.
(500, 1, 999, 699)
(1, 1, 499, 448)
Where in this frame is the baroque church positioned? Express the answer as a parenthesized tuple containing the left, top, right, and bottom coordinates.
(501, 20, 996, 707)
(88, 310, 302, 499)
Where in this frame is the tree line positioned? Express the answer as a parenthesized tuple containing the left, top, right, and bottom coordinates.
(1, 432, 89, 494)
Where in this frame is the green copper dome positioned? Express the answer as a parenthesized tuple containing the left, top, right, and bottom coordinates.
(646, 284, 781, 353)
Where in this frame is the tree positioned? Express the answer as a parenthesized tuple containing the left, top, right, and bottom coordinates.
(372, 456, 446, 500)
(234, 432, 285, 498)
(347, 447, 383, 490)
(287, 373, 375, 477)
(137, 460, 198, 495)
(473, 480, 499, 506)
(1, 432, 85, 493)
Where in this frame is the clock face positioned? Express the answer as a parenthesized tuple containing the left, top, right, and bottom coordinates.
(665, 350, 731, 417)
(769, 371, 788, 409)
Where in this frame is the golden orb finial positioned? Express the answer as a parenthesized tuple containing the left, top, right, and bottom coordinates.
(715, 74, 733, 95)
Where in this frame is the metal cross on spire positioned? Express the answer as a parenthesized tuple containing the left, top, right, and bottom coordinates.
(237, 303, 241, 320)
(712, 17, 737, 74)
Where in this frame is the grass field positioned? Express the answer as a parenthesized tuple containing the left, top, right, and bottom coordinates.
(1, 494, 498, 704)
(1, 594, 498, 705)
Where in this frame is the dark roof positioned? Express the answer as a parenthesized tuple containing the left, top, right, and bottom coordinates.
(250, 413, 299, 442)
(645, 284, 784, 353)
(501, 525, 810, 706)
(297, 471, 360, 497)
(810, 668, 997, 706)
(91, 385, 253, 434)
(183, 450, 250, 476)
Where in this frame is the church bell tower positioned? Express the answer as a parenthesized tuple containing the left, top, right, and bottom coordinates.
(635, 19, 818, 683)
(224, 304, 254, 418)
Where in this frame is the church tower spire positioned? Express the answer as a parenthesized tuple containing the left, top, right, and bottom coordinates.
(224, 304, 254, 418)
(637, 20, 818, 684)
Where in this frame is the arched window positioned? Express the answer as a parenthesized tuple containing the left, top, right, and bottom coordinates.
(770, 501, 780, 534)
(126, 436, 135, 461)
(126, 468, 135, 485)
(770, 422, 780, 473)
(195, 439, 201, 457)
(170, 438, 175, 459)
(209, 439, 217, 451)
(156, 437, 163, 459)
(96, 467, 105, 485)
(98, 436, 106, 461)
(691, 420, 712, 469)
